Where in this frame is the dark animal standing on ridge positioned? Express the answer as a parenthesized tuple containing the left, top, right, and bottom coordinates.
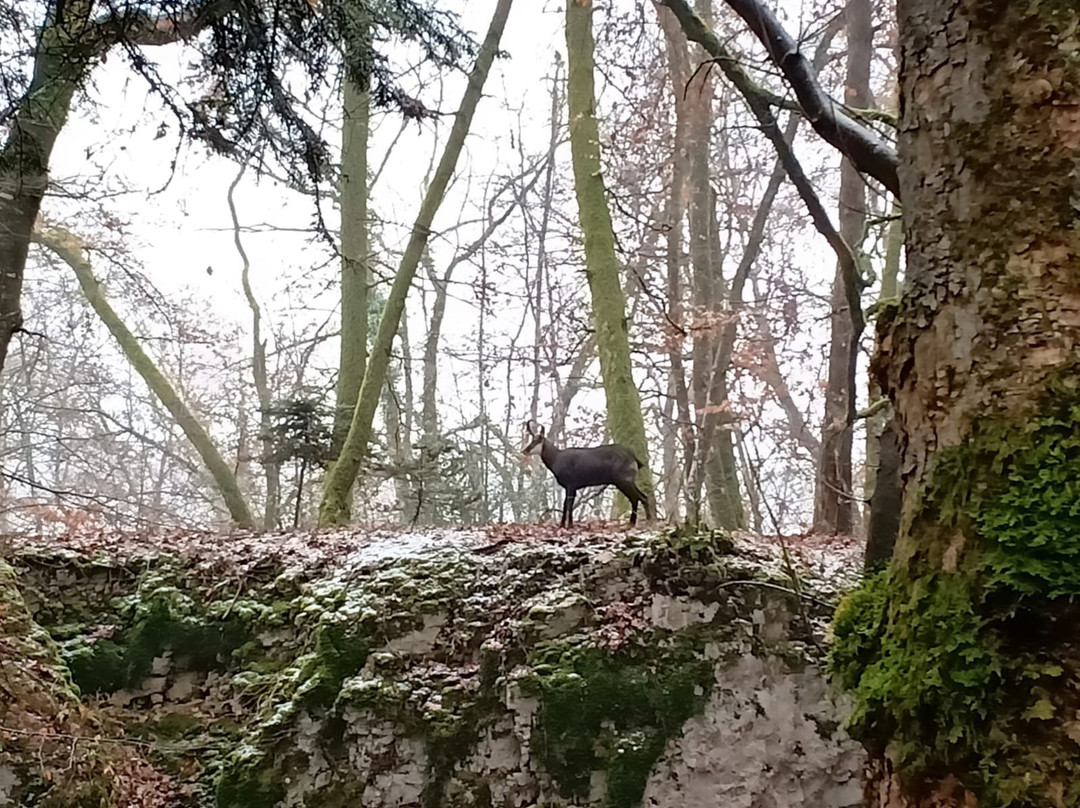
(523, 420, 653, 528)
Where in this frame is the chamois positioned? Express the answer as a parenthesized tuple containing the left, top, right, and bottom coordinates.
(523, 420, 652, 528)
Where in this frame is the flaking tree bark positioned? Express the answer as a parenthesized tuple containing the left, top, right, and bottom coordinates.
(842, 2, 1080, 800)
(318, 0, 514, 526)
(665, 1, 1080, 793)
(565, 0, 655, 517)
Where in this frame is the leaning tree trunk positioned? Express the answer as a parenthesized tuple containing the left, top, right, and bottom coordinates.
(812, 0, 872, 535)
(565, 0, 654, 512)
(832, 2, 1080, 803)
(319, 0, 514, 526)
(35, 227, 256, 530)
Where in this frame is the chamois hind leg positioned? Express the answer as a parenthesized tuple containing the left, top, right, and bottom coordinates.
(640, 486, 654, 521)
(616, 481, 646, 526)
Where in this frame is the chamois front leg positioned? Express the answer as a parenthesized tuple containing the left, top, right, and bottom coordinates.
(561, 488, 576, 528)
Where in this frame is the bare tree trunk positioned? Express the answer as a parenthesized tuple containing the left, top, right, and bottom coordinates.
(683, 0, 712, 524)
(813, 0, 872, 535)
(333, 72, 372, 455)
(382, 357, 412, 522)
(319, 0, 514, 525)
(421, 249, 443, 444)
(228, 166, 280, 529)
(749, 287, 822, 460)
(35, 226, 255, 529)
(530, 58, 563, 425)
(681, 0, 742, 528)
(656, 3, 694, 522)
(863, 202, 902, 563)
(565, 0, 654, 516)
(702, 188, 744, 528)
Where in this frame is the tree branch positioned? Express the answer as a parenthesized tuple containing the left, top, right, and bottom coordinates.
(90, 0, 238, 53)
(661, 0, 866, 341)
(662, 0, 900, 197)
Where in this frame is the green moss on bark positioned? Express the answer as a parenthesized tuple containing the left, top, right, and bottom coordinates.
(830, 390, 1080, 805)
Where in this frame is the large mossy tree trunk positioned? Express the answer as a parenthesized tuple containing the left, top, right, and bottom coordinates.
(318, 0, 514, 526)
(565, 0, 654, 512)
(832, 2, 1080, 803)
(35, 227, 257, 530)
(812, 0, 872, 535)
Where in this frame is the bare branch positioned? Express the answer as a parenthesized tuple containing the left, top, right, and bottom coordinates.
(662, 0, 900, 197)
(90, 0, 238, 54)
(661, 0, 866, 342)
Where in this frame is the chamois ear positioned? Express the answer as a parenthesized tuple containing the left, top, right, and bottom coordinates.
(525, 419, 537, 437)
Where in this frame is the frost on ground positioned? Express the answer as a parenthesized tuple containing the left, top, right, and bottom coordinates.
(2, 524, 866, 807)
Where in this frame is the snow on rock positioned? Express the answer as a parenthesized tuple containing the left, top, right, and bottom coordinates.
(8, 524, 867, 808)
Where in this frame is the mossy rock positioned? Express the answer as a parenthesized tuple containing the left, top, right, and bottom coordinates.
(522, 632, 716, 808)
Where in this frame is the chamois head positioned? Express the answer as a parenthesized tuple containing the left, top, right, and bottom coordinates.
(523, 419, 546, 456)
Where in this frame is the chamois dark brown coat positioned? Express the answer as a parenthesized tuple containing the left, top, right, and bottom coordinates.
(524, 420, 652, 528)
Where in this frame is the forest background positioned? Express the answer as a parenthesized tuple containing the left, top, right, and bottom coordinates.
(0, 0, 892, 537)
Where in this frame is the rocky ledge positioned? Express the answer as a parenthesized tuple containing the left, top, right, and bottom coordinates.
(1, 525, 865, 807)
